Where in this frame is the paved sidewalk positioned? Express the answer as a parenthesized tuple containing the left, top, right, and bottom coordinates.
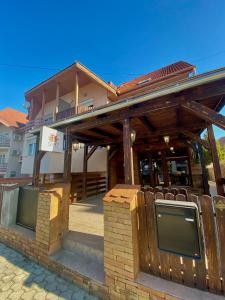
(0, 243, 99, 300)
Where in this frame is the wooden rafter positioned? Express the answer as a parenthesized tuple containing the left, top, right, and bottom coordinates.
(111, 122, 123, 131)
(138, 116, 156, 132)
(87, 145, 98, 160)
(69, 98, 179, 132)
(179, 128, 210, 150)
(181, 101, 225, 131)
(89, 128, 117, 139)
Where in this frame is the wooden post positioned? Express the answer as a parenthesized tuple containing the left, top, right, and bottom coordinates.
(63, 132, 72, 180)
(187, 147, 193, 187)
(32, 135, 46, 186)
(197, 142, 210, 195)
(207, 124, 224, 195)
(74, 72, 79, 114)
(29, 98, 34, 121)
(149, 153, 154, 187)
(82, 144, 88, 199)
(41, 90, 46, 120)
(106, 146, 110, 191)
(54, 82, 60, 120)
(161, 150, 169, 187)
(123, 118, 134, 185)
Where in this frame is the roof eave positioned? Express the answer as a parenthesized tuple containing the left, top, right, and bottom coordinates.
(25, 61, 117, 100)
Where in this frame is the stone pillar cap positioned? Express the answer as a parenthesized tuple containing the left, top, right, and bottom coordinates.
(103, 184, 140, 204)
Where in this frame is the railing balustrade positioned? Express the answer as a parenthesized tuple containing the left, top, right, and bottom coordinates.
(0, 163, 7, 172)
(0, 136, 10, 147)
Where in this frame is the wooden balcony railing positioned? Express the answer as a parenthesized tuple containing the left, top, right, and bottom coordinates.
(24, 105, 95, 132)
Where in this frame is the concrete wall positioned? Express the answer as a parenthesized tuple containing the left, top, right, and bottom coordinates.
(21, 132, 107, 175)
(0, 186, 19, 226)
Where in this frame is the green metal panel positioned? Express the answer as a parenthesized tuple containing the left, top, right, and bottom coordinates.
(155, 201, 201, 259)
(16, 186, 39, 230)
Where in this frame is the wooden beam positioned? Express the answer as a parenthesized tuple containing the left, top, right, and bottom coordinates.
(63, 133, 72, 180)
(89, 128, 117, 139)
(74, 72, 79, 114)
(69, 98, 179, 132)
(29, 97, 34, 121)
(207, 125, 224, 195)
(55, 82, 60, 119)
(179, 128, 210, 150)
(111, 122, 123, 131)
(109, 147, 119, 161)
(181, 101, 225, 131)
(87, 145, 98, 160)
(82, 144, 88, 199)
(41, 90, 46, 119)
(123, 118, 134, 184)
(197, 142, 210, 195)
(33, 150, 46, 186)
(139, 116, 155, 132)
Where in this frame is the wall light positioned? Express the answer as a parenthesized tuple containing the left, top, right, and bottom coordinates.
(72, 141, 81, 151)
(130, 129, 136, 145)
(163, 135, 170, 144)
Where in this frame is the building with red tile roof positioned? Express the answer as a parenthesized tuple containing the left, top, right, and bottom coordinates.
(0, 108, 27, 178)
(0, 107, 27, 128)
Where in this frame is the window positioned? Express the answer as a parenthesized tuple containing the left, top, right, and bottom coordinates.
(28, 143, 36, 156)
(0, 154, 5, 164)
(10, 171, 16, 178)
(58, 99, 71, 112)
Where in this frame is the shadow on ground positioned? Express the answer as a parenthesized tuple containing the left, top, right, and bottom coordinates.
(0, 242, 99, 300)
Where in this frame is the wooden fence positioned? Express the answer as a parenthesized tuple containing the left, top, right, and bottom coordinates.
(70, 173, 107, 202)
(137, 188, 225, 294)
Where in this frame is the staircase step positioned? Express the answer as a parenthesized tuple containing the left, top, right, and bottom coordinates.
(51, 249, 105, 283)
(62, 231, 104, 263)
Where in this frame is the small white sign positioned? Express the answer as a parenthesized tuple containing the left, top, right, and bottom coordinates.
(39, 126, 64, 152)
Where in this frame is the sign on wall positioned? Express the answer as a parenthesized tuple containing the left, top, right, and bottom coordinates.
(39, 126, 64, 152)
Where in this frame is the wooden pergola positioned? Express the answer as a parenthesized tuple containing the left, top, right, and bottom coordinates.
(33, 70, 225, 196)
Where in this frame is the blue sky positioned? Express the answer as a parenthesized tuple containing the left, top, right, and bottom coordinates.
(0, 0, 224, 138)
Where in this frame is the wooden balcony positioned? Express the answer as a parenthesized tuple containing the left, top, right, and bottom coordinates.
(25, 105, 95, 131)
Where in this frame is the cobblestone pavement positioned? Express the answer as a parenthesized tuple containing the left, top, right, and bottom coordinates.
(0, 243, 99, 300)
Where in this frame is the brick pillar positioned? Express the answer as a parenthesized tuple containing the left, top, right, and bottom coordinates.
(103, 184, 140, 299)
(36, 183, 71, 255)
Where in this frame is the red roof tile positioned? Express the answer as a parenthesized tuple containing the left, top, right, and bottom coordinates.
(117, 61, 195, 94)
(0, 108, 27, 128)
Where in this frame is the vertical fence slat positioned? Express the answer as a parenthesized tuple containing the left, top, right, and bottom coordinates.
(214, 195, 225, 293)
(145, 191, 161, 276)
(199, 195, 221, 293)
(189, 194, 207, 290)
(137, 191, 150, 273)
